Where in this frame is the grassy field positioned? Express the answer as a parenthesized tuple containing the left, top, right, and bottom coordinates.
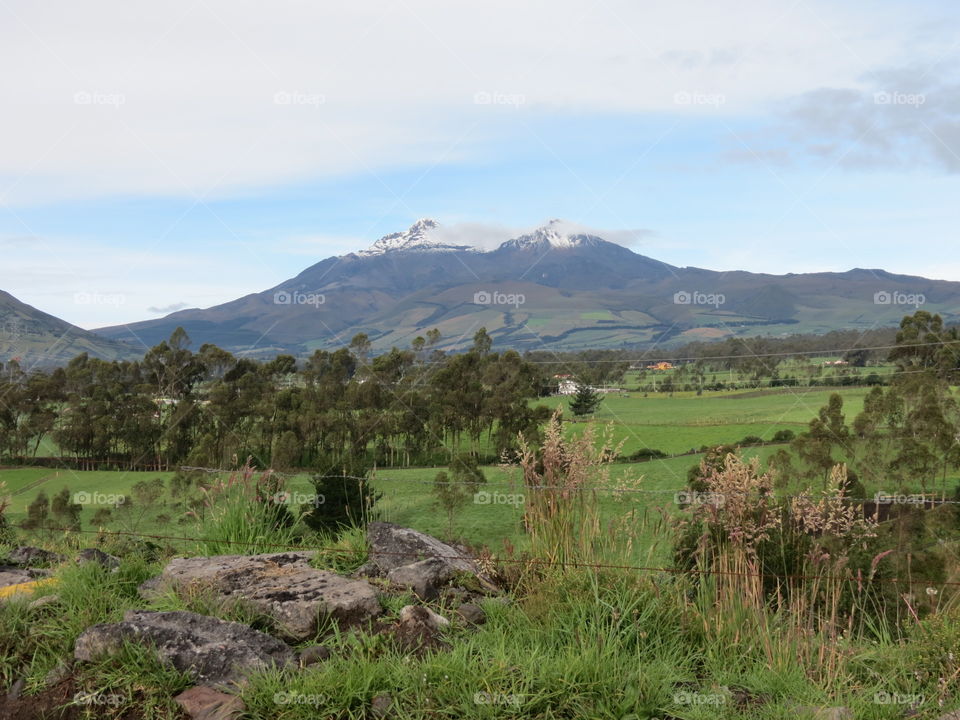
(544, 385, 872, 456)
(3, 383, 949, 558)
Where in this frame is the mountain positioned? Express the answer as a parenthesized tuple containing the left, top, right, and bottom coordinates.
(93, 219, 960, 355)
(0, 290, 140, 366)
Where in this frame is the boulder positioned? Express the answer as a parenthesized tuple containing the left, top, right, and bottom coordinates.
(77, 548, 121, 570)
(175, 686, 245, 720)
(366, 523, 476, 574)
(365, 523, 496, 590)
(8, 546, 65, 567)
(140, 552, 382, 640)
(386, 557, 454, 599)
(74, 610, 295, 686)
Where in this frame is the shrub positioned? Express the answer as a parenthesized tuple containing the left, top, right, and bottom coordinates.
(302, 457, 381, 535)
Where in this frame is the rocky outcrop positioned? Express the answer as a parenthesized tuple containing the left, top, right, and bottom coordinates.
(74, 610, 294, 686)
(363, 523, 497, 596)
(140, 551, 382, 640)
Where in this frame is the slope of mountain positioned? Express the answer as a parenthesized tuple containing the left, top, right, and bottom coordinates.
(93, 219, 960, 355)
(0, 290, 141, 366)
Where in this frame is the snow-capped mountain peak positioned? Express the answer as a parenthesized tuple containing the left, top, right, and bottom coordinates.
(499, 219, 602, 251)
(358, 218, 473, 256)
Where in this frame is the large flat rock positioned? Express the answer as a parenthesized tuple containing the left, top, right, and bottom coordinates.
(140, 552, 382, 640)
(75, 610, 294, 687)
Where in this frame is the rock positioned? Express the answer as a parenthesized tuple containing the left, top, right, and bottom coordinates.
(371, 693, 394, 718)
(937, 713, 960, 720)
(399, 605, 449, 630)
(140, 552, 382, 640)
(387, 557, 455, 599)
(77, 548, 121, 570)
(455, 603, 486, 625)
(137, 576, 165, 601)
(0, 567, 35, 590)
(8, 546, 65, 567)
(6, 677, 24, 701)
(298, 644, 332, 667)
(44, 660, 74, 687)
(175, 686, 245, 720)
(395, 605, 450, 654)
(366, 523, 493, 586)
(74, 610, 295, 686)
(27, 594, 60, 611)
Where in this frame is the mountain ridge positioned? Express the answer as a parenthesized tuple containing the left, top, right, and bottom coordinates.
(42, 218, 960, 357)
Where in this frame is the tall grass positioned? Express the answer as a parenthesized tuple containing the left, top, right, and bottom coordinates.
(511, 409, 647, 569)
(190, 462, 300, 556)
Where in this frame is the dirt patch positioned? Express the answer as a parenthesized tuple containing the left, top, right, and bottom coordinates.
(0, 677, 171, 720)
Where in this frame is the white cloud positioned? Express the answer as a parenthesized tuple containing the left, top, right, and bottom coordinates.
(0, 0, 928, 205)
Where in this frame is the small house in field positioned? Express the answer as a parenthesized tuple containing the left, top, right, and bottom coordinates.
(557, 379, 578, 395)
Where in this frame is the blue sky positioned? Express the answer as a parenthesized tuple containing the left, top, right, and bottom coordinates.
(1, 0, 959, 327)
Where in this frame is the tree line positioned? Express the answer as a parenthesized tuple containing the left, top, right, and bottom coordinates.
(0, 326, 550, 471)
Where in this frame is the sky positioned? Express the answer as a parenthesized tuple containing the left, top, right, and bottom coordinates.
(1, 0, 959, 328)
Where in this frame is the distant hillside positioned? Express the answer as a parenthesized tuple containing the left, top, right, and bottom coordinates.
(0, 290, 141, 366)
(93, 219, 960, 355)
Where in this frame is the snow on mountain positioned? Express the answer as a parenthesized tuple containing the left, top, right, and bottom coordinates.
(497, 219, 603, 251)
(357, 218, 475, 256)
(355, 218, 604, 257)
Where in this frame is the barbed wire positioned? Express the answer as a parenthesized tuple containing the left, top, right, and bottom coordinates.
(14, 524, 960, 589)
(175, 466, 960, 504)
